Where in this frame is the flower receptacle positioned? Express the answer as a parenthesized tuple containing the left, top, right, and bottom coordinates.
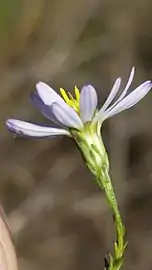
(71, 122, 109, 182)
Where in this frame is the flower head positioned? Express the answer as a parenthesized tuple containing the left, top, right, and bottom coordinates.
(6, 67, 152, 139)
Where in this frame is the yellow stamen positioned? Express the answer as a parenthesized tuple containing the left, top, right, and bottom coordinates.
(75, 86, 80, 102)
(60, 86, 80, 113)
(60, 88, 70, 103)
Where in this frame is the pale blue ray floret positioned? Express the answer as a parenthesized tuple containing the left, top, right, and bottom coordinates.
(6, 67, 152, 138)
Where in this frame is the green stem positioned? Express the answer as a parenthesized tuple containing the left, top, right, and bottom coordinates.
(97, 171, 126, 270)
(71, 125, 127, 270)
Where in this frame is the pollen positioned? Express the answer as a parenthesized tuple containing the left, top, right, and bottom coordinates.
(60, 86, 80, 113)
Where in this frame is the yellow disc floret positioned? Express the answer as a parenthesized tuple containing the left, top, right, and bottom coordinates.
(60, 86, 80, 113)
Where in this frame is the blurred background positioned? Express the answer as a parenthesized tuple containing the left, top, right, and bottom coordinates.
(0, 0, 152, 269)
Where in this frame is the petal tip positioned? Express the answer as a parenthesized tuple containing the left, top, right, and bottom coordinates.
(82, 84, 95, 90)
(132, 66, 135, 72)
(36, 82, 64, 106)
(36, 81, 48, 92)
(141, 80, 152, 89)
(145, 80, 152, 90)
(36, 81, 45, 87)
(117, 77, 121, 83)
(6, 119, 14, 127)
(6, 119, 18, 134)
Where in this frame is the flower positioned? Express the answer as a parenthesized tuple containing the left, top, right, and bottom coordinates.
(6, 67, 152, 139)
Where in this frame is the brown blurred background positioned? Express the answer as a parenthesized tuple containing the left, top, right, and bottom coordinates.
(0, 0, 152, 269)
